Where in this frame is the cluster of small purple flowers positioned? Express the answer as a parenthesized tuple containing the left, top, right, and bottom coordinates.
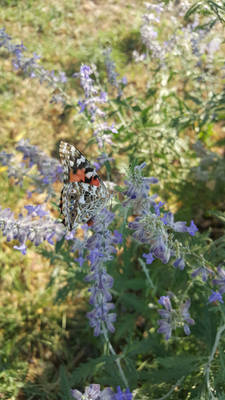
(139, 3, 165, 61)
(72, 384, 132, 400)
(1, 28, 119, 153)
(16, 139, 63, 197)
(64, 211, 120, 337)
(83, 209, 122, 336)
(0, 150, 28, 185)
(157, 295, 195, 340)
(73, 64, 107, 121)
(74, 64, 118, 149)
(133, 2, 222, 68)
(0, 204, 65, 255)
(103, 47, 127, 97)
(0, 28, 67, 104)
(93, 153, 115, 171)
(124, 163, 199, 339)
(125, 163, 198, 268)
(0, 139, 63, 199)
(208, 266, 225, 305)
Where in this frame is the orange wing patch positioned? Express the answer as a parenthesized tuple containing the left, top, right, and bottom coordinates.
(70, 168, 85, 182)
(90, 177, 100, 187)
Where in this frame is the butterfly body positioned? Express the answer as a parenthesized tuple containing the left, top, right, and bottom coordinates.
(59, 141, 108, 230)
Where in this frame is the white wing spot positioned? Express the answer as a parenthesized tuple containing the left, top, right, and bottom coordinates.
(77, 156, 86, 166)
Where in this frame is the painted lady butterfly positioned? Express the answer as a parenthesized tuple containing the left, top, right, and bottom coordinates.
(59, 141, 109, 230)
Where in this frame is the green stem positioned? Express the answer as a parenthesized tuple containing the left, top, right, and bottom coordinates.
(102, 323, 129, 388)
(155, 376, 185, 400)
(204, 323, 225, 399)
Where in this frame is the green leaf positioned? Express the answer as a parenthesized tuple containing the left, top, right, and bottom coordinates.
(59, 365, 74, 400)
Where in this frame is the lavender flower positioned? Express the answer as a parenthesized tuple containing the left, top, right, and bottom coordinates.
(161, 212, 187, 233)
(16, 139, 63, 198)
(24, 204, 48, 217)
(75, 254, 85, 267)
(143, 251, 155, 264)
(173, 257, 185, 270)
(74, 64, 107, 121)
(207, 38, 221, 57)
(14, 243, 27, 255)
(104, 48, 119, 88)
(157, 295, 173, 340)
(0, 140, 63, 198)
(103, 47, 127, 97)
(0, 150, 28, 185)
(134, 0, 221, 78)
(84, 209, 117, 336)
(125, 164, 197, 265)
(209, 290, 224, 303)
(137, 2, 165, 62)
(187, 220, 198, 236)
(71, 384, 132, 400)
(113, 230, 123, 244)
(157, 295, 195, 340)
(192, 266, 213, 282)
(0, 28, 67, 103)
(162, 213, 198, 236)
(74, 63, 119, 149)
(124, 162, 158, 203)
(93, 123, 118, 149)
(180, 299, 195, 336)
(72, 384, 101, 400)
(154, 201, 165, 216)
(93, 153, 114, 171)
(114, 386, 133, 400)
(208, 291, 224, 304)
(213, 266, 225, 294)
(0, 151, 13, 166)
(0, 205, 65, 254)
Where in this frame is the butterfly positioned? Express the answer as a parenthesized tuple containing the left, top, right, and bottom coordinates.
(59, 141, 109, 230)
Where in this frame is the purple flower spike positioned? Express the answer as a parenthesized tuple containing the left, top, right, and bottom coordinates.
(14, 243, 27, 255)
(187, 220, 198, 236)
(24, 204, 48, 217)
(124, 163, 195, 269)
(209, 291, 224, 304)
(158, 295, 172, 311)
(213, 266, 225, 294)
(0, 29, 67, 103)
(173, 257, 185, 270)
(113, 230, 123, 244)
(0, 205, 66, 255)
(84, 384, 101, 399)
(9, 139, 63, 198)
(71, 384, 132, 400)
(152, 236, 171, 264)
(143, 252, 155, 264)
(157, 295, 194, 340)
(154, 201, 165, 216)
(162, 212, 187, 233)
(103, 47, 128, 97)
(180, 299, 195, 331)
(157, 319, 172, 341)
(85, 209, 117, 336)
(192, 266, 213, 282)
(75, 255, 85, 267)
(74, 64, 108, 123)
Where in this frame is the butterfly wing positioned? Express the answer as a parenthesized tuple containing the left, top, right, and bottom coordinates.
(59, 141, 108, 230)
